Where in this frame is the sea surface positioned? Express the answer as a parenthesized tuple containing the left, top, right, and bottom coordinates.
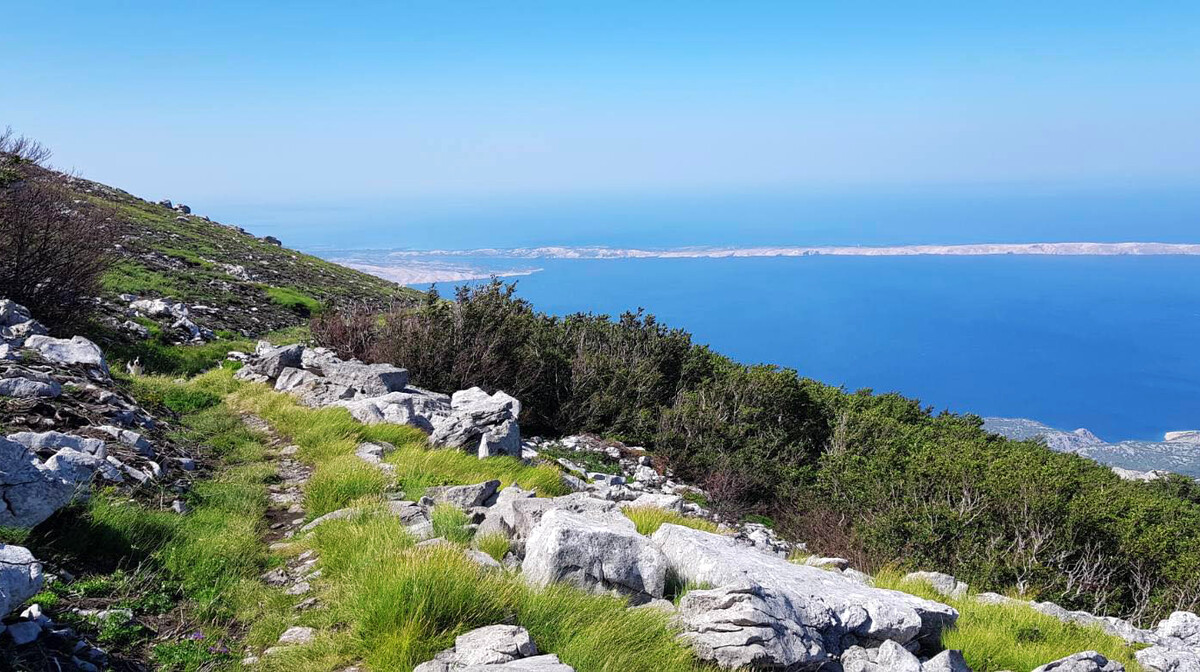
(209, 187, 1200, 443)
(400, 255, 1200, 443)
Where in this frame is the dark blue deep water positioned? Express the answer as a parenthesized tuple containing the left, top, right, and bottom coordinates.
(418, 255, 1200, 442)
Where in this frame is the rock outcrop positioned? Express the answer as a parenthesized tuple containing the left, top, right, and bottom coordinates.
(235, 343, 523, 459)
(653, 523, 957, 669)
(522, 507, 668, 602)
(414, 625, 573, 672)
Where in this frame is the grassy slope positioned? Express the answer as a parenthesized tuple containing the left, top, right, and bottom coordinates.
(67, 175, 421, 337)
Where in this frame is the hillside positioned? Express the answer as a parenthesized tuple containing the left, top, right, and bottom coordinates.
(4, 141, 1200, 672)
(65, 172, 422, 341)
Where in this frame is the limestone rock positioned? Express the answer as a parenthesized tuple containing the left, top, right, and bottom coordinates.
(24, 335, 109, 375)
(475, 486, 537, 540)
(620, 493, 683, 513)
(1031, 651, 1124, 672)
(277, 625, 315, 646)
(6, 431, 105, 458)
(254, 343, 304, 378)
(1157, 612, 1200, 649)
(0, 375, 61, 398)
(413, 625, 573, 672)
(1136, 645, 1200, 672)
(425, 480, 501, 510)
(522, 507, 668, 601)
(0, 437, 80, 527)
(653, 523, 957, 668)
(924, 649, 972, 672)
(0, 544, 43, 619)
(904, 571, 969, 599)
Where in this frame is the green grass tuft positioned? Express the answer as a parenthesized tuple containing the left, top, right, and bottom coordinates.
(430, 503, 474, 544)
(874, 570, 1145, 672)
(474, 532, 512, 563)
(622, 506, 721, 536)
(304, 454, 391, 517)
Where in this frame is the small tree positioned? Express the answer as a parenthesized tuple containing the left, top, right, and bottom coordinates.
(0, 128, 116, 328)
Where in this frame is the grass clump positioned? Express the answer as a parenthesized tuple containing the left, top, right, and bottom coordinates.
(623, 505, 720, 536)
(265, 285, 323, 317)
(305, 453, 391, 517)
(430, 503, 474, 544)
(875, 570, 1144, 672)
(474, 532, 512, 562)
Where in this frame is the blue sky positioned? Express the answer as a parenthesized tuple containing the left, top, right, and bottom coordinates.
(4, 1, 1200, 208)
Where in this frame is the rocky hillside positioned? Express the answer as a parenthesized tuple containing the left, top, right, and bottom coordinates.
(62, 172, 421, 344)
(984, 417, 1200, 479)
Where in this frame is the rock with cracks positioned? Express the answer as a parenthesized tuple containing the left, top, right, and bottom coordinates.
(522, 507, 667, 602)
(652, 523, 957, 669)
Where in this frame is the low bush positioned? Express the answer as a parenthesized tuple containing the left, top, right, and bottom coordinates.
(0, 129, 120, 328)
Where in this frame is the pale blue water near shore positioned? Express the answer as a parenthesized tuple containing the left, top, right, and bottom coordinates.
(210, 188, 1200, 443)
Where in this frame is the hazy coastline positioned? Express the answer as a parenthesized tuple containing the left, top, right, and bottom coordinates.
(379, 241, 1200, 260)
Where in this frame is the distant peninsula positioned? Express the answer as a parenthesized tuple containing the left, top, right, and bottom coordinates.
(380, 241, 1200, 259)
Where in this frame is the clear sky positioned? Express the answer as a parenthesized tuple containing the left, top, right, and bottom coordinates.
(4, 1, 1200, 207)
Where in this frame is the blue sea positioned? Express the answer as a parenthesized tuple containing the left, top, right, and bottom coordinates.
(210, 187, 1200, 442)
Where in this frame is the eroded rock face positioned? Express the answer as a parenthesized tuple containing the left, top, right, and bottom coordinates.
(652, 524, 957, 669)
(6, 431, 106, 458)
(0, 371, 62, 398)
(1031, 651, 1124, 672)
(522, 507, 668, 602)
(1158, 612, 1200, 649)
(475, 486, 537, 540)
(429, 388, 522, 458)
(0, 544, 43, 619)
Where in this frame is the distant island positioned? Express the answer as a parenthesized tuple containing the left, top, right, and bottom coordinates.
(333, 241, 1200, 284)
(379, 241, 1200, 259)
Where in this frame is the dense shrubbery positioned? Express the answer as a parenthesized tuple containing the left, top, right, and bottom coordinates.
(0, 129, 118, 328)
(313, 279, 1200, 623)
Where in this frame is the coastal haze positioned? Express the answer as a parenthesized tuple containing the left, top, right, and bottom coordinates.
(333, 241, 1200, 284)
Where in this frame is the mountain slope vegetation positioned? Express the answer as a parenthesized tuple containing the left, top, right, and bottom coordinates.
(313, 281, 1200, 624)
